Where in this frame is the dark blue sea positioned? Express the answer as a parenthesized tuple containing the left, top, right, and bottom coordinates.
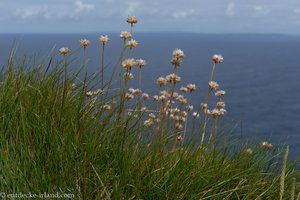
(1, 33, 300, 157)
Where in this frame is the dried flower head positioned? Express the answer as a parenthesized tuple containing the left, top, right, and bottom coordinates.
(212, 54, 224, 63)
(215, 90, 226, 98)
(166, 73, 181, 84)
(170, 58, 183, 67)
(209, 81, 219, 90)
(153, 95, 159, 101)
(192, 112, 199, 119)
(172, 48, 185, 59)
(149, 113, 156, 119)
(186, 105, 193, 112)
(80, 39, 90, 48)
(59, 47, 69, 56)
(136, 59, 146, 67)
(261, 141, 273, 150)
(126, 16, 138, 25)
(124, 72, 134, 80)
(177, 135, 183, 142)
(120, 31, 132, 39)
(125, 93, 134, 100)
(201, 103, 208, 110)
(186, 84, 196, 92)
(142, 93, 149, 100)
(180, 87, 188, 93)
(175, 123, 183, 130)
(122, 58, 136, 70)
(144, 119, 154, 127)
(157, 77, 167, 87)
(216, 101, 226, 109)
(99, 35, 109, 45)
(245, 148, 253, 155)
(126, 39, 138, 48)
(101, 105, 112, 111)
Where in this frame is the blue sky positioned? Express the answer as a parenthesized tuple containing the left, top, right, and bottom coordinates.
(0, 0, 300, 34)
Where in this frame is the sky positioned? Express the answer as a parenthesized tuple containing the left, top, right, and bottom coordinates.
(0, 0, 300, 34)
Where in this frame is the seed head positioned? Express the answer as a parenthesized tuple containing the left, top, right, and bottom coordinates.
(175, 123, 183, 130)
(125, 93, 134, 100)
(186, 105, 193, 112)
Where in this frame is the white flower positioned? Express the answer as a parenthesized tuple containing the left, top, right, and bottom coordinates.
(59, 47, 69, 56)
(208, 81, 219, 90)
(192, 112, 199, 119)
(172, 48, 184, 59)
(120, 31, 132, 39)
(126, 39, 138, 48)
(126, 16, 138, 24)
(142, 93, 149, 100)
(122, 58, 136, 70)
(212, 54, 224, 63)
(136, 59, 146, 67)
(261, 141, 273, 150)
(166, 73, 181, 84)
(180, 87, 188, 93)
(157, 77, 167, 86)
(80, 39, 90, 48)
(186, 84, 196, 92)
(99, 35, 109, 45)
(215, 90, 226, 98)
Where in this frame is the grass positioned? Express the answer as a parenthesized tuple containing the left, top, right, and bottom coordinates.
(0, 16, 299, 199)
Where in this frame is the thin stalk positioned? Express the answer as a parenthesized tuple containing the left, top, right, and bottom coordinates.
(182, 92, 192, 146)
(101, 44, 105, 90)
(200, 62, 217, 146)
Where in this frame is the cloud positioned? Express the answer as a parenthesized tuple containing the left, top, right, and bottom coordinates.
(226, 2, 236, 16)
(125, 1, 141, 15)
(14, 6, 48, 20)
(172, 9, 197, 20)
(253, 5, 270, 17)
(75, 0, 95, 13)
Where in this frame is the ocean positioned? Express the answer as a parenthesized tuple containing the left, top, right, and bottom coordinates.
(1, 33, 300, 156)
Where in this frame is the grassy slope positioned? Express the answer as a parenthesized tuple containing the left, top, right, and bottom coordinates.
(0, 53, 299, 200)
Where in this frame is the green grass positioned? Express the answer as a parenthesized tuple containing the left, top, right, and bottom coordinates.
(0, 49, 299, 200)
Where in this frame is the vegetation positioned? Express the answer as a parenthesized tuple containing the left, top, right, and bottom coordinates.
(0, 16, 299, 199)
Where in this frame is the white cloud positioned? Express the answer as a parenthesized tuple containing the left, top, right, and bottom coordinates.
(75, 0, 95, 13)
(226, 2, 236, 16)
(14, 6, 48, 20)
(125, 1, 140, 15)
(172, 9, 197, 20)
(253, 5, 270, 17)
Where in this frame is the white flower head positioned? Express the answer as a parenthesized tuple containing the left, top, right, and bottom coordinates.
(212, 54, 224, 63)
